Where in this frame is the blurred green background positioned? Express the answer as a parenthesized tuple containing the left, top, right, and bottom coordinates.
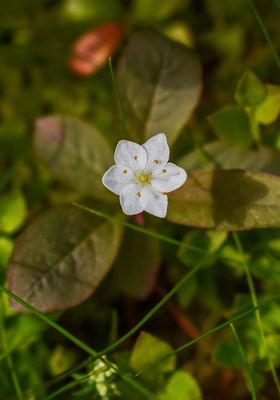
(1, 1, 280, 399)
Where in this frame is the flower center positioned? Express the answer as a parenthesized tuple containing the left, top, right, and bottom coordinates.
(135, 171, 151, 185)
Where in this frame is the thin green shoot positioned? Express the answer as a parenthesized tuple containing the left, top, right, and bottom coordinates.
(72, 202, 241, 267)
(0, 295, 24, 400)
(233, 233, 280, 396)
(100, 260, 205, 356)
(0, 286, 154, 400)
(42, 377, 88, 400)
(248, 0, 280, 70)
(109, 57, 126, 140)
(230, 323, 257, 400)
(28, 294, 280, 397)
(134, 294, 280, 377)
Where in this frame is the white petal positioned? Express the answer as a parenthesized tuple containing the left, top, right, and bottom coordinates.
(120, 183, 144, 215)
(142, 133, 170, 171)
(151, 162, 187, 193)
(142, 186, 168, 218)
(102, 165, 134, 195)
(114, 140, 147, 171)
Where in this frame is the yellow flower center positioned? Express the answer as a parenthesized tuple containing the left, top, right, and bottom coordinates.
(135, 171, 151, 185)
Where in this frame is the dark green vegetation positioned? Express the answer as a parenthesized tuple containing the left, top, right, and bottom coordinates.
(1, 1, 280, 399)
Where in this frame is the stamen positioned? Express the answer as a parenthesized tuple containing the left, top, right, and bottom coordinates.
(162, 192, 167, 195)
(153, 159, 159, 164)
(162, 169, 167, 173)
(136, 192, 141, 197)
(123, 169, 128, 174)
(135, 171, 151, 185)
(134, 155, 138, 160)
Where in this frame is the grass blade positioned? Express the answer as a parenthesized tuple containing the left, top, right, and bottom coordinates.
(109, 57, 126, 140)
(233, 233, 280, 396)
(0, 286, 154, 399)
(248, 0, 280, 70)
(230, 323, 257, 400)
(0, 295, 23, 400)
(134, 295, 280, 377)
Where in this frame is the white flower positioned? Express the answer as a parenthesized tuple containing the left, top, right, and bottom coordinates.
(102, 133, 187, 218)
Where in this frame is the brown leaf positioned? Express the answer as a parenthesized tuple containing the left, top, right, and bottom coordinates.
(69, 22, 123, 77)
(168, 170, 280, 231)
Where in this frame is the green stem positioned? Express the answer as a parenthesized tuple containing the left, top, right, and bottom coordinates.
(0, 295, 24, 400)
(0, 286, 153, 399)
(233, 233, 280, 396)
(248, 0, 280, 70)
(249, 111, 261, 143)
(109, 57, 126, 140)
(42, 379, 85, 400)
(30, 294, 280, 397)
(230, 323, 257, 400)
(100, 261, 204, 356)
(72, 203, 241, 267)
(135, 295, 280, 377)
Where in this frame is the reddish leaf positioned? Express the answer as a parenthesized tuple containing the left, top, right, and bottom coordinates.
(69, 22, 123, 77)
(7, 206, 123, 312)
(168, 170, 280, 231)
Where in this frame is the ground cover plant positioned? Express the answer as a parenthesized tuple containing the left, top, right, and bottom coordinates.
(1, 0, 280, 399)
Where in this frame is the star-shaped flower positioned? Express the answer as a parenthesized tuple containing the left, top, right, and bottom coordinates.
(102, 133, 187, 218)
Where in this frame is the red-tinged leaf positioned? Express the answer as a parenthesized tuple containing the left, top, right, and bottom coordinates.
(69, 22, 123, 77)
(7, 206, 123, 312)
(167, 170, 280, 231)
(33, 116, 114, 201)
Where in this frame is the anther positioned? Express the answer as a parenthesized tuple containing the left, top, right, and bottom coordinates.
(123, 169, 128, 174)
(134, 155, 138, 160)
(136, 192, 141, 197)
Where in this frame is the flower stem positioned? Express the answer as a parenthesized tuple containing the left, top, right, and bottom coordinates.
(233, 233, 280, 396)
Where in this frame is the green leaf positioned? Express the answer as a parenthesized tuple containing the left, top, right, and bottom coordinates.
(130, 331, 176, 375)
(0, 192, 26, 234)
(209, 105, 252, 147)
(218, 243, 247, 275)
(117, 31, 202, 146)
(179, 141, 280, 176)
(7, 206, 123, 312)
(63, 0, 123, 21)
(0, 236, 13, 270)
(161, 22, 194, 47)
(212, 340, 244, 368)
(254, 84, 280, 125)
(3, 314, 47, 356)
(159, 370, 202, 400)
(133, 0, 187, 22)
(249, 255, 280, 283)
(49, 345, 77, 376)
(167, 170, 280, 230)
(177, 277, 197, 309)
(34, 116, 114, 201)
(235, 70, 267, 107)
(249, 368, 265, 391)
(257, 334, 280, 369)
(178, 229, 227, 267)
(112, 230, 160, 299)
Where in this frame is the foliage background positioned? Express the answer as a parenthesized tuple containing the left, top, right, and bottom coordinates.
(0, 0, 280, 399)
